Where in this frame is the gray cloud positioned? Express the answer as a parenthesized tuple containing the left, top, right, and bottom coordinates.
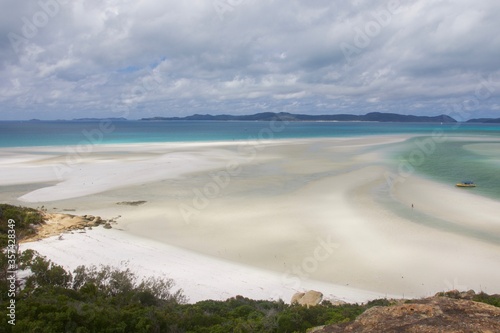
(0, 0, 499, 120)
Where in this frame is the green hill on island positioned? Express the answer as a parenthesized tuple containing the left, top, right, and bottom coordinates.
(141, 112, 458, 123)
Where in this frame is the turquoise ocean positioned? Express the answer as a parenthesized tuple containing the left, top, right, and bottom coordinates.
(1, 120, 499, 200)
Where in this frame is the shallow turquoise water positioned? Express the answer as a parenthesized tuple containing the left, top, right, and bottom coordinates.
(392, 136, 500, 200)
(1, 120, 499, 200)
(1, 120, 499, 147)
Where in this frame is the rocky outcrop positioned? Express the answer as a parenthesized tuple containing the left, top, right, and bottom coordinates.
(315, 295, 500, 332)
(22, 213, 119, 242)
(291, 290, 323, 308)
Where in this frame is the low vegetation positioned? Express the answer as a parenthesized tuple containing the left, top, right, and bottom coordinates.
(0, 204, 45, 248)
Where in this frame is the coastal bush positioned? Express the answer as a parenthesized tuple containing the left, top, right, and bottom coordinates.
(473, 292, 500, 308)
(365, 298, 393, 307)
(0, 204, 44, 247)
(19, 249, 73, 292)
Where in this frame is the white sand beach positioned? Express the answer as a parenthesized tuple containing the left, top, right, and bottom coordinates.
(1, 135, 499, 303)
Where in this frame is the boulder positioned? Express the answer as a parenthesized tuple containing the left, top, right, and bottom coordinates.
(291, 292, 305, 305)
(291, 290, 323, 308)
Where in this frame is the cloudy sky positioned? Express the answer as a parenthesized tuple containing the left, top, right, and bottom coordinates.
(1, 0, 499, 120)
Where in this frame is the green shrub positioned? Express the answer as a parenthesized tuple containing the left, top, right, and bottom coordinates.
(473, 292, 500, 308)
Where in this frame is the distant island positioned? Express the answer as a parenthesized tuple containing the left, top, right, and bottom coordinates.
(141, 112, 458, 123)
(15, 113, 500, 123)
(467, 118, 500, 124)
(72, 117, 128, 121)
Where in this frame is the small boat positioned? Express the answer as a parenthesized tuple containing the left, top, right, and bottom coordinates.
(456, 180, 476, 188)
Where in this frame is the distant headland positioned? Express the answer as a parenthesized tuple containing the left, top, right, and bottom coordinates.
(141, 112, 458, 123)
(466, 117, 500, 123)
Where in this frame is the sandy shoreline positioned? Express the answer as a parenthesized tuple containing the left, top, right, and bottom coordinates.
(21, 227, 392, 303)
(2, 135, 499, 302)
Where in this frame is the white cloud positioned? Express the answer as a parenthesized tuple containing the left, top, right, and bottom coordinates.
(0, 0, 499, 119)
